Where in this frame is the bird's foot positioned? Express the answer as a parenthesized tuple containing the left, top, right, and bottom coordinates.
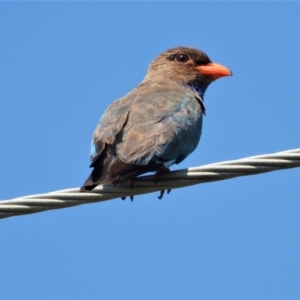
(121, 179, 135, 201)
(121, 195, 134, 201)
(155, 168, 171, 199)
(158, 189, 172, 200)
(154, 167, 171, 184)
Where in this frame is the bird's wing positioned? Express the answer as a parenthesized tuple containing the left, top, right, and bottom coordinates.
(81, 86, 203, 190)
(89, 95, 133, 164)
(117, 88, 203, 166)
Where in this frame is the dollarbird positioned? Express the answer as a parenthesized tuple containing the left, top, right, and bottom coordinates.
(80, 47, 231, 197)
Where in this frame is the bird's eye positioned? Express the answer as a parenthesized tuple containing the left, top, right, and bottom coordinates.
(175, 54, 190, 63)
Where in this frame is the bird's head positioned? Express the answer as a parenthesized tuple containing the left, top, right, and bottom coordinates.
(146, 47, 232, 96)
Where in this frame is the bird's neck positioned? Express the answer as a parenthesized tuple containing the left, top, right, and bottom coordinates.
(187, 82, 208, 100)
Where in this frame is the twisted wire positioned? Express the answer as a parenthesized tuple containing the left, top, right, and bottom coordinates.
(1, 148, 299, 219)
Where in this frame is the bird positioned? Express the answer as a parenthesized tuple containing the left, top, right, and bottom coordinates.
(80, 46, 232, 198)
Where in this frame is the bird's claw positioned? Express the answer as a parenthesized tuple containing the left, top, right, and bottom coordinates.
(121, 194, 134, 201)
(121, 179, 135, 201)
(155, 168, 171, 199)
(157, 189, 171, 200)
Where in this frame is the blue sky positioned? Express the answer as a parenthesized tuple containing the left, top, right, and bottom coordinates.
(1, 3, 300, 299)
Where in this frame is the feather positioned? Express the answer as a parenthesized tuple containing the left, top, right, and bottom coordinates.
(80, 47, 231, 192)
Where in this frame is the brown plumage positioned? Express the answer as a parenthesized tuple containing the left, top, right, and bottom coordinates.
(81, 47, 231, 192)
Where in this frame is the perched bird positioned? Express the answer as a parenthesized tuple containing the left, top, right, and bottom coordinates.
(81, 47, 231, 198)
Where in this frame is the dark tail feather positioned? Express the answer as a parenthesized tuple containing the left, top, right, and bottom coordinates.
(80, 153, 162, 192)
(80, 152, 119, 191)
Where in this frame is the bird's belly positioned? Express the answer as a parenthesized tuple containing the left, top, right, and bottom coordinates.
(158, 117, 202, 164)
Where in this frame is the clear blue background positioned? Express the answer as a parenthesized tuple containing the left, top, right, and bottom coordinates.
(1, 3, 300, 299)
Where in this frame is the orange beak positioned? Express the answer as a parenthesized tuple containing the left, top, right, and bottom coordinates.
(196, 63, 232, 80)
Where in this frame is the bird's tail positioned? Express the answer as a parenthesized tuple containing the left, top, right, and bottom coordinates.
(80, 153, 160, 192)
